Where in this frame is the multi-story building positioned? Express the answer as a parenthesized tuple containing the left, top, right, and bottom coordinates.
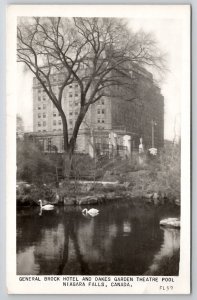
(28, 64, 164, 156)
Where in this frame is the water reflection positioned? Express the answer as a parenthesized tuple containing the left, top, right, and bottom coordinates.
(17, 202, 180, 275)
(145, 227, 180, 275)
(17, 246, 40, 275)
(123, 221, 132, 235)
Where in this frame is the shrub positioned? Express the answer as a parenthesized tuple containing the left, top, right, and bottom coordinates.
(132, 141, 181, 199)
(17, 184, 55, 206)
(102, 141, 181, 200)
(152, 142, 180, 198)
(17, 139, 58, 185)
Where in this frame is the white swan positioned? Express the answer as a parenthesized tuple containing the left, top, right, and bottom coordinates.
(38, 199, 54, 210)
(82, 208, 99, 217)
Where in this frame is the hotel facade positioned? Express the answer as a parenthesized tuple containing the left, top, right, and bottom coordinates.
(27, 65, 164, 157)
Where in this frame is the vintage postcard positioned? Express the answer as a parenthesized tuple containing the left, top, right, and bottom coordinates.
(6, 5, 191, 294)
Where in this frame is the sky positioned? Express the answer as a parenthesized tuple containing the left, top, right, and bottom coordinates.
(17, 17, 183, 141)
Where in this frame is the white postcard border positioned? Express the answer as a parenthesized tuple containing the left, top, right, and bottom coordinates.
(6, 4, 191, 294)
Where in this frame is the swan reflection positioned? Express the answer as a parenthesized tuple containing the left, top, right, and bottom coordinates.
(17, 204, 180, 275)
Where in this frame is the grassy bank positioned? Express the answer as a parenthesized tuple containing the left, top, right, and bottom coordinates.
(17, 141, 180, 207)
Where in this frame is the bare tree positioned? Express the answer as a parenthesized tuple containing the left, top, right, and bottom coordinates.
(17, 17, 165, 173)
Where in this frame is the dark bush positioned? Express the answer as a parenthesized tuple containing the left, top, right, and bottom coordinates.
(17, 184, 55, 206)
(17, 139, 59, 185)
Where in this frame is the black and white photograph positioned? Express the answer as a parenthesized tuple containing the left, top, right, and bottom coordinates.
(6, 5, 190, 294)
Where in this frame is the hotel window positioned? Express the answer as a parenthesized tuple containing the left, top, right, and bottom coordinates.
(102, 109, 105, 114)
(53, 120, 56, 125)
(53, 112, 56, 117)
(43, 121, 46, 126)
(75, 93, 79, 97)
(38, 122, 41, 127)
(43, 113, 46, 118)
(97, 119, 100, 123)
(101, 99, 105, 105)
(69, 112, 73, 116)
(38, 106, 41, 110)
(97, 109, 100, 114)
(75, 102, 78, 106)
(38, 113, 41, 118)
(58, 120, 62, 125)
(69, 120, 73, 125)
(102, 119, 105, 123)
(69, 85, 72, 89)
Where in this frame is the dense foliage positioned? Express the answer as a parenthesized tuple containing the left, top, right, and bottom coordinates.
(17, 184, 55, 206)
(17, 139, 58, 184)
(154, 141, 180, 198)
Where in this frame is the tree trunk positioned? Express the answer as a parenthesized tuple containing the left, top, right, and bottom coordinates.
(63, 136, 78, 179)
(58, 110, 71, 179)
(63, 151, 73, 179)
(61, 105, 88, 179)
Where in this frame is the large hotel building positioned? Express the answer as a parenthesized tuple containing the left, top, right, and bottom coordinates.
(28, 65, 164, 156)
